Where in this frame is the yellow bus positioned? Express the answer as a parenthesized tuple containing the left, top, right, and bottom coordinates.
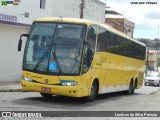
(18, 17, 146, 101)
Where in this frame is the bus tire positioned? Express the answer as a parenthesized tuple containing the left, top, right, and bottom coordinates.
(126, 80, 133, 95)
(84, 81, 98, 102)
(131, 80, 136, 94)
(40, 93, 52, 98)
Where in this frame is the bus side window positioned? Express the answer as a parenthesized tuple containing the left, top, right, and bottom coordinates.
(97, 27, 109, 52)
(86, 47, 93, 66)
(82, 25, 97, 73)
(86, 27, 96, 49)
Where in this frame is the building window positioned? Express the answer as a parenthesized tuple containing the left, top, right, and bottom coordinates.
(40, 0, 46, 9)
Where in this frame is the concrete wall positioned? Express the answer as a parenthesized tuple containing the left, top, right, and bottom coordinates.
(0, 0, 54, 24)
(52, 0, 105, 23)
(0, 24, 29, 82)
(0, 0, 105, 24)
(0, 0, 105, 82)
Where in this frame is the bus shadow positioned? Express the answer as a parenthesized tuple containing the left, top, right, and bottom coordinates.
(96, 91, 140, 101)
(12, 91, 142, 110)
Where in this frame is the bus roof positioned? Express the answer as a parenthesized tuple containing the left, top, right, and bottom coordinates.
(36, 17, 96, 24)
(36, 17, 146, 47)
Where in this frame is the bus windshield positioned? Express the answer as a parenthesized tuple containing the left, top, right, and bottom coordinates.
(23, 22, 86, 75)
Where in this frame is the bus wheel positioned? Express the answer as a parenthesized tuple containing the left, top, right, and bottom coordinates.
(84, 81, 98, 102)
(40, 93, 52, 98)
(126, 80, 133, 95)
(131, 80, 136, 94)
(131, 84, 135, 94)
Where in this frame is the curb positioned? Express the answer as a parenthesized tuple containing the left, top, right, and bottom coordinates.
(150, 89, 160, 95)
(0, 89, 24, 92)
(150, 92, 158, 95)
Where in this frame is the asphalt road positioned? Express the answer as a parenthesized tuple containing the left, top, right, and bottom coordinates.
(0, 85, 160, 120)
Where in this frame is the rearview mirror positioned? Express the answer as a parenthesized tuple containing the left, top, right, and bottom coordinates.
(84, 41, 90, 48)
(18, 34, 29, 51)
(18, 39, 22, 51)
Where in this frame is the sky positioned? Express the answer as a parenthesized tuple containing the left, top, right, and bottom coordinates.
(100, 0, 160, 39)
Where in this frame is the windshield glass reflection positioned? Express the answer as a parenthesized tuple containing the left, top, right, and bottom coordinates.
(23, 23, 86, 75)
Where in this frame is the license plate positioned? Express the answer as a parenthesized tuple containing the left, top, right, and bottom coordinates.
(41, 87, 51, 92)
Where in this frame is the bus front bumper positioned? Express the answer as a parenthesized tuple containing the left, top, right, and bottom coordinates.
(21, 80, 82, 97)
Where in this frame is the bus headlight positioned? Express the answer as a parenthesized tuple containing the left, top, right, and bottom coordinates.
(22, 76, 33, 82)
(61, 82, 78, 86)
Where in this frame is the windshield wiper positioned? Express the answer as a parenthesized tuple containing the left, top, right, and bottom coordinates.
(33, 45, 50, 71)
(74, 48, 81, 61)
(71, 48, 81, 73)
(51, 44, 62, 73)
(33, 51, 48, 72)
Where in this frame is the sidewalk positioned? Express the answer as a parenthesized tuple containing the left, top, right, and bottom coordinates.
(0, 81, 22, 92)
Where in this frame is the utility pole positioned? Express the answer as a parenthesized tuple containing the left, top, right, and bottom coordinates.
(157, 24, 159, 71)
(157, 47, 159, 71)
(80, 0, 85, 19)
(146, 47, 149, 71)
(158, 24, 159, 40)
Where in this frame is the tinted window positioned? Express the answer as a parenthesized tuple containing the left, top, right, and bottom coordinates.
(86, 26, 97, 49)
(97, 28, 109, 52)
(97, 27, 146, 60)
(82, 25, 97, 73)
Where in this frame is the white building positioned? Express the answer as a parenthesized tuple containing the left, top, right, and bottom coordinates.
(0, 0, 105, 82)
